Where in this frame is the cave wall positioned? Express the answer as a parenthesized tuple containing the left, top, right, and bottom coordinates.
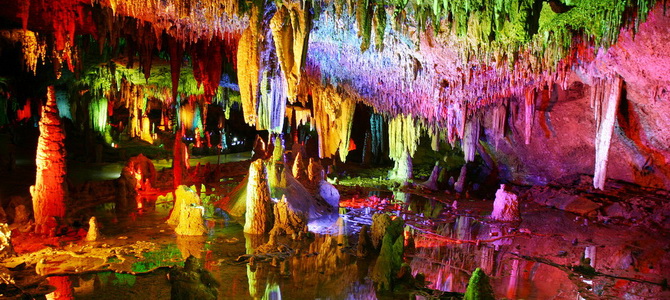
(481, 8, 670, 189)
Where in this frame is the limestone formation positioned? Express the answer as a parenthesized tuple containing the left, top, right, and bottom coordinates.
(356, 225, 373, 257)
(316, 179, 340, 208)
(0, 223, 14, 259)
(308, 158, 325, 183)
(491, 184, 520, 221)
(169, 256, 219, 300)
(30, 86, 68, 233)
(270, 195, 307, 238)
(291, 151, 307, 182)
(85, 217, 100, 242)
(244, 160, 274, 234)
(167, 185, 203, 226)
(175, 204, 207, 236)
(371, 216, 405, 291)
(370, 213, 391, 250)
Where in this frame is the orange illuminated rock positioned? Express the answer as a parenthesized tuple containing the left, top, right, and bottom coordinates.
(30, 86, 68, 234)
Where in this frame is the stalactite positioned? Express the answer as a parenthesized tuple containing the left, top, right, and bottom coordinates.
(270, 1, 312, 102)
(387, 114, 422, 162)
(592, 75, 624, 190)
(31, 86, 68, 234)
(192, 37, 224, 99)
(370, 113, 384, 161)
(462, 115, 480, 162)
(257, 69, 287, 133)
(168, 37, 184, 103)
(491, 101, 506, 149)
(523, 87, 536, 145)
(89, 98, 108, 133)
(312, 85, 356, 161)
(237, 3, 263, 126)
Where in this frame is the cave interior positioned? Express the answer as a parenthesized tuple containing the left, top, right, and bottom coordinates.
(0, 0, 669, 299)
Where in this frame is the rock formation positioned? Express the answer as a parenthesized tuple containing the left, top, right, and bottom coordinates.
(30, 86, 68, 234)
(491, 184, 520, 222)
(244, 160, 274, 235)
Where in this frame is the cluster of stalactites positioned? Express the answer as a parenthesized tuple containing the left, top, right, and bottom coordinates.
(270, 1, 312, 102)
(238, 0, 313, 132)
(311, 83, 357, 161)
(462, 114, 481, 163)
(0, 30, 48, 75)
(237, 3, 264, 126)
(387, 113, 423, 162)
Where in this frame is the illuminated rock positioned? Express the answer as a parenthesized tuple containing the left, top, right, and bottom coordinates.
(356, 225, 373, 257)
(270, 195, 307, 238)
(592, 75, 624, 190)
(307, 158, 325, 184)
(454, 164, 468, 194)
(316, 179, 340, 208)
(175, 205, 207, 236)
(244, 160, 274, 235)
(421, 162, 441, 191)
(370, 213, 391, 250)
(291, 151, 307, 182)
(168, 256, 219, 300)
(0, 223, 14, 259)
(389, 149, 412, 184)
(491, 184, 520, 222)
(372, 216, 404, 291)
(30, 86, 68, 234)
(270, 1, 312, 101)
(85, 217, 100, 242)
(167, 186, 203, 227)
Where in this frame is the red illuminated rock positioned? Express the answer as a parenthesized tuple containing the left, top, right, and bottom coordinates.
(30, 86, 68, 234)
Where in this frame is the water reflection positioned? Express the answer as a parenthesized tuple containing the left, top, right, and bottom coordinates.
(41, 197, 669, 300)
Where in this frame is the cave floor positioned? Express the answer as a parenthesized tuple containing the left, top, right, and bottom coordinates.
(1, 161, 670, 299)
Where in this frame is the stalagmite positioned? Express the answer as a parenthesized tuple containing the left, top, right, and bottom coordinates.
(421, 162, 441, 191)
(292, 150, 307, 182)
(85, 217, 100, 242)
(454, 164, 468, 194)
(270, 195, 307, 238)
(307, 158, 325, 183)
(389, 149, 413, 184)
(464, 268, 495, 300)
(524, 88, 536, 145)
(175, 204, 207, 236)
(372, 216, 405, 291)
(592, 75, 623, 190)
(491, 184, 520, 221)
(462, 115, 480, 162)
(244, 160, 274, 235)
(167, 186, 203, 226)
(31, 86, 68, 233)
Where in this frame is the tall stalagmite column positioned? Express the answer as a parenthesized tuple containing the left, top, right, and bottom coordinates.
(31, 86, 68, 233)
(244, 160, 274, 235)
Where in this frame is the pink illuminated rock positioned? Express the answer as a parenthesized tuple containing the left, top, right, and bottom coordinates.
(491, 184, 520, 222)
